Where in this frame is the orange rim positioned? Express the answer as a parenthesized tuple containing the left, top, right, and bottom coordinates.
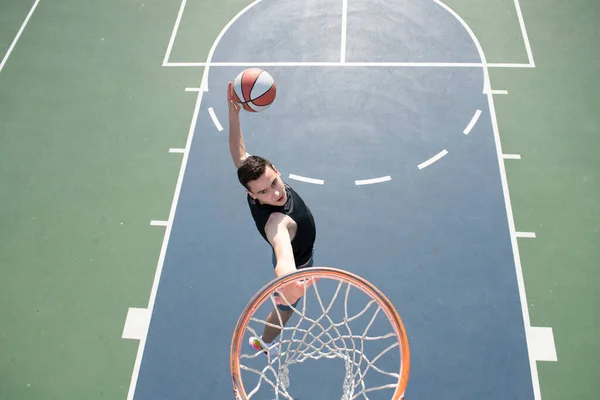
(230, 266, 410, 400)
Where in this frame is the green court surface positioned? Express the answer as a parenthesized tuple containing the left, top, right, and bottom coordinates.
(0, 0, 598, 399)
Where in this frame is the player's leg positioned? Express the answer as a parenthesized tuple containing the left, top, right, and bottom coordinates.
(262, 306, 294, 343)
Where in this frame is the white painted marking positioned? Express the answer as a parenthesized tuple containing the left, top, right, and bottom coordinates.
(340, 0, 348, 63)
(513, 0, 535, 67)
(527, 327, 557, 362)
(162, 0, 189, 66)
(463, 109, 482, 135)
(486, 60, 542, 400)
(489, 90, 508, 95)
(355, 176, 392, 186)
(169, 148, 185, 154)
(150, 220, 168, 227)
(516, 232, 536, 238)
(122, 308, 150, 340)
(128, 2, 263, 399)
(185, 87, 201, 92)
(503, 154, 521, 160)
(0, 0, 41, 73)
(417, 149, 448, 170)
(288, 174, 324, 185)
(208, 107, 223, 131)
(164, 61, 536, 69)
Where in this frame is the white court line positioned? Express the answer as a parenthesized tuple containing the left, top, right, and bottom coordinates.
(486, 68, 542, 400)
(417, 150, 448, 170)
(355, 176, 392, 185)
(150, 220, 168, 227)
(516, 232, 536, 238)
(169, 148, 185, 154)
(167, 61, 483, 68)
(162, 0, 189, 66)
(489, 90, 508, 95)
(127, 88, 206, 400)
(340, 0, 348, 63)
(463, 109, 482, 135)
(165, 61, 536, 68)
(127, 2, 264, 399)
(289, 174, 324, 185)
(208, 107, 223, 131)
(185, 87, 202, 92)
(0, 0, 41, 74)
(513, 0, 535, 66)
(503, 154, 521, 160)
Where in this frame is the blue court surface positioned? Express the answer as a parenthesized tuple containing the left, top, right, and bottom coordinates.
(132, 0, 535, 398)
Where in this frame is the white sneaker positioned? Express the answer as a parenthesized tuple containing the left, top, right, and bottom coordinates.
(249, 336, 280, 360)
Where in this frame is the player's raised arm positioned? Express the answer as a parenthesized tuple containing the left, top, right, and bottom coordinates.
(264, 213, 297, 278)
(227, 82, 248, 169)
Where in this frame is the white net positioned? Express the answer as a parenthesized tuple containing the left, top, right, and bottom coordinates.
(238, 277, 405, 400)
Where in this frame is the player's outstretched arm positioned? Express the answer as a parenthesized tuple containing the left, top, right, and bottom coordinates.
(265, 213, 297, 278)
(227, 82, 248, 169)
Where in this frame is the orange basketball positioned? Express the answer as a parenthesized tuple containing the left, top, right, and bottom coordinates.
(231, 68, 277, 112)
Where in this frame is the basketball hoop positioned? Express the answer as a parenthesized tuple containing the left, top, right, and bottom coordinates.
(230, 267, 410, 399)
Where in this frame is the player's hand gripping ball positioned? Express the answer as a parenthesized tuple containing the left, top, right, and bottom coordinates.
(230, 68, 277, 112)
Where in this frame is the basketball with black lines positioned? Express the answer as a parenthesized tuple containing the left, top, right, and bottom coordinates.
(231, 68, 277, 112)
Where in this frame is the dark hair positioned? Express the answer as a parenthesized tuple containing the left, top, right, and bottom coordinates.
(237, 155, 274, 190)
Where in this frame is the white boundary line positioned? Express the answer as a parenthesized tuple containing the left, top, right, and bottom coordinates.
(208, 107, 223, 131)
(513, 0, 535, 67)
(486, 53, 542, 400)
(503, 153, 521, 160)
(162, 0, 189, 66)
(169, 148, 186, 154)
(489, 90, 508, 95)
(127, 86, 206, 400)
(438, 1, 541, 398)
(289, 174, 324, 185)
(127, 2, 265, 398)
(355, 176, 392, 185)
(417, 149, 448, 170)
(185, 87, 202, 92)
(463, 109, 482, 135)
(164, 61, 536, 68)
(0, 0, 42, 74)
(340, 0, 348, 63)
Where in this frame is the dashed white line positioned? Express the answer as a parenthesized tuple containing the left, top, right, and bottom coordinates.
(150, 220, 168, 227)
(418, 150, 448, 170)
(288, 174, 324, 185)
(503, 154, 521, 160)
(208, 107, 223, 131)
(355, 176, 392, 186)
(516, 232, 536, 238)
(463, 109, 482, 135)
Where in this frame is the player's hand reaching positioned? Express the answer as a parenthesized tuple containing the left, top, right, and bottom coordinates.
(227, 82, 241, 116)
(274, 277, 319, 307)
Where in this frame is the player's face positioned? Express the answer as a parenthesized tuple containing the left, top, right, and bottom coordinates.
(247, 166, 287, 206)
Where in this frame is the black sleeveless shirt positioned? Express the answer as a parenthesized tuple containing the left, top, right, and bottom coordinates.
(247, 183, 316, 266)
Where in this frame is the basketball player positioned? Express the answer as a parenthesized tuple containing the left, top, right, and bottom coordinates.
(227, 82, 317, 359)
